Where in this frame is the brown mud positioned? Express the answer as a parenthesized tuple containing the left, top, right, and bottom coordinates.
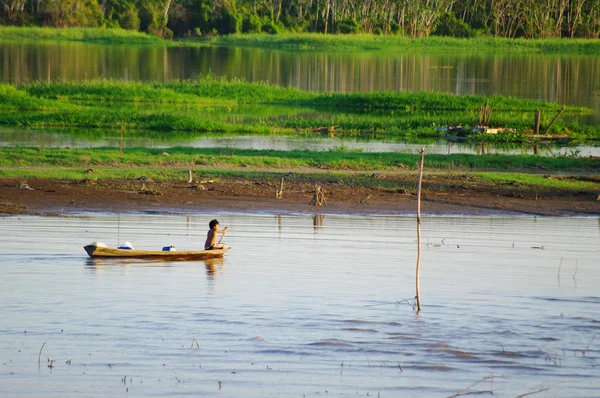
(0, 176, 598, 217)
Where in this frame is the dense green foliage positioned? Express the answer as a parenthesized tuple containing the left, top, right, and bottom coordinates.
(0, 79, 595, 143)
(1, 0, 600, 39)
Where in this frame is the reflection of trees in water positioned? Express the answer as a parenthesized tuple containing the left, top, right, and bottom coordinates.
(313, 214, 325, 231)
(3, 43, 600, 112)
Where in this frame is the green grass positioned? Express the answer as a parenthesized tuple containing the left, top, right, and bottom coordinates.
(0, 167, 185, 181)
(2, 147, 598, 171)
(2, 28, 600, 55)
(477, 172, 599, 191)
(2, 147, 598, 194)
(2, 166, 597, 193)
(202, 34, 600, 54)
(1, 79, 594, 143)
(0, 167, 395, 192)
(0, 26, 166, 45)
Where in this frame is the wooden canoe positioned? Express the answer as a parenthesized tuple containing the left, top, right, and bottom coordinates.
(84, 244, 229, 261)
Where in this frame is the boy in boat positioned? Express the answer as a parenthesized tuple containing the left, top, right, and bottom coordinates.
(205, 219, 228, 250)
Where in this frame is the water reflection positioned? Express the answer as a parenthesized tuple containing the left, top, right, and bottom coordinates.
(313, 214, 325, 231)
(204, 257, 224, 281)
(84, 257, 176, 268)
(3, 127, 598, 156)
(1, 41, 599, 116)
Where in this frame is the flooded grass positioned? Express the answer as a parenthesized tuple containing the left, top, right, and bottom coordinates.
(0, 80, 596, 143)
(201, 34, 600, 54)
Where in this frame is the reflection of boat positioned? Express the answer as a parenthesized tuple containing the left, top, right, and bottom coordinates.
(203, 257, 225, 278)
(84, 244, 229, 261)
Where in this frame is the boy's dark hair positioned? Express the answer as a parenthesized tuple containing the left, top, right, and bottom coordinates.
(209, 219, 219, 229)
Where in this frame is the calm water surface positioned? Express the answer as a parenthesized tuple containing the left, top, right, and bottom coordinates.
(1, 41, 599, 114)
(1, 127, 598, 157)
(1, 214, 599, 397)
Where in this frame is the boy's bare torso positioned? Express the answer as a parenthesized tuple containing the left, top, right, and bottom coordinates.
(205, 229, 217, 249)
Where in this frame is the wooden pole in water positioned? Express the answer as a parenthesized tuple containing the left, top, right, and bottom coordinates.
(543, 106, 566, 136)
(415, 147, 425, 313)
(534, 110, 541, 135)
(120, 120, 124, 159)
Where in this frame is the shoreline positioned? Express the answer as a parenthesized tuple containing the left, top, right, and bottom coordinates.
(2, 178, 598, 218)
(2, 28, 600, 54)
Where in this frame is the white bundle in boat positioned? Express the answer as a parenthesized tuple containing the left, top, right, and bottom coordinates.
(118, 241, 134, 250)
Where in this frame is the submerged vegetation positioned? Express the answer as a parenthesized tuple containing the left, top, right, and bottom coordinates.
(1, 79, 595, 144)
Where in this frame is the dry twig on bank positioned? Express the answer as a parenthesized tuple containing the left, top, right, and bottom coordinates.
(309, 184, 327, 206)
(275, 177, 284, 199)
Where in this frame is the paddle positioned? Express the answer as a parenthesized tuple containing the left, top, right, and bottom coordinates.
(217, 227, 228, 245)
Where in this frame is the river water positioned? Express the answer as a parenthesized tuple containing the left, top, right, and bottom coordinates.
(1, 127, 598, 157)
(1, 42, 599, 113)
(1, 213, 599, 397)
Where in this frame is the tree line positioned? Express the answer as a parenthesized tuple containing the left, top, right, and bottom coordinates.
(2, 0, 599, 39)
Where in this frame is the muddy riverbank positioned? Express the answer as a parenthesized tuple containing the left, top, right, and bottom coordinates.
(1, 176, 598, 216)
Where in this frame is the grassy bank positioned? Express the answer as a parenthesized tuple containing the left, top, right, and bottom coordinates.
(2, 168, 598, 194)
(0, 26, 166, 45)
(201, 34, 600, 54)
(2, 147, 598, 171)
(2, 148, 599, 195)
(1, 80, 594, 143)
(2, 28, 599, 54)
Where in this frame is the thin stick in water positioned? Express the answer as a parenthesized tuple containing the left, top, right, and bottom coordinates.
(557, 256, 563, 286)
(38, 342, 46, 368)
(415, 147, 425, 313)
(446, 375, 496, 398)
(583, 332, 597, 356)
(516, 381, 566, 398)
